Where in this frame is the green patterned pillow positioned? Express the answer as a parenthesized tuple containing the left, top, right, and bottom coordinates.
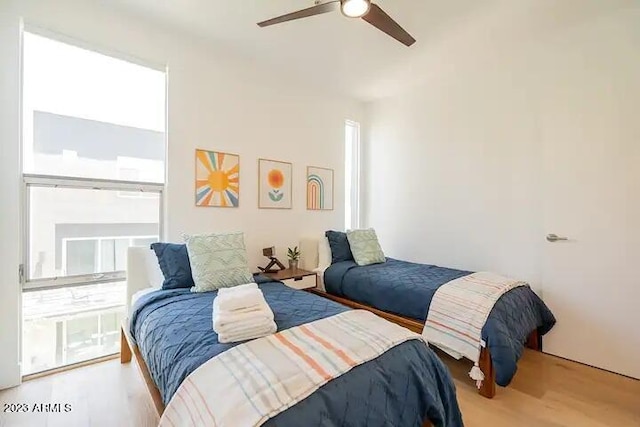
(346, 228, 386, 266)
(184, 232, 255, 292)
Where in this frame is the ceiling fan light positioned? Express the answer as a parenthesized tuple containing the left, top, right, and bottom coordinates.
(341, 0, 371, 18)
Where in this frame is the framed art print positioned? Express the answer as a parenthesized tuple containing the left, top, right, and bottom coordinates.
(195, 149, 240, 207)
(258, 158, 292, 209)
(306, 166, 334, 210)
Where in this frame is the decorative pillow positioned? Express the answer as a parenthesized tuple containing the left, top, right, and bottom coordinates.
(150, 243, 194, 290)
(325, 230, 354, 264)
(184, 232, 255, 292)
(346, 228, 386, 266)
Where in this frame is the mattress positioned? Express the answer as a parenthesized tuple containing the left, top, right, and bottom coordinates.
(129, 277, 463, 427)
(324, 258, 556, 386)
(129, 286, 159, 311)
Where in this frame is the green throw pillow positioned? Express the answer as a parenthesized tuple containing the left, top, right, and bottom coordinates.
(346, 228, 386, 266)
(184, 231, 255, 292)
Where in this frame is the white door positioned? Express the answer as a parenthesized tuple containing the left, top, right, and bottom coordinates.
(538, 10, 640, 379)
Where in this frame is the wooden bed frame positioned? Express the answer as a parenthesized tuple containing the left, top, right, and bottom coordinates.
(120, 321, 434, 426)
(120, 321, 165, 416)
(122, 247, 439, 425)
(306, 288, 541, 399)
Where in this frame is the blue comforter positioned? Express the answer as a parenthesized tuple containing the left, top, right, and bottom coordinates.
(130, 277, 463, 427)
(324, 259, 556, 387)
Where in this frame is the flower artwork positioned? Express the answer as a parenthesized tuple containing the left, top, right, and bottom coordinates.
(259, 159, 292, 209)
(268, 169, 285, 202)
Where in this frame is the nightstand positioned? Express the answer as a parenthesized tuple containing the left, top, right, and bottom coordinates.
(261, 268, 317, 290)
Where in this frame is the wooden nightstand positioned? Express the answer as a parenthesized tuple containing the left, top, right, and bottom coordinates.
(261, 268, 317, 290)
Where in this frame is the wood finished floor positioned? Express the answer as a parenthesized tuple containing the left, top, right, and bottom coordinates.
(0, 349, 638, 427)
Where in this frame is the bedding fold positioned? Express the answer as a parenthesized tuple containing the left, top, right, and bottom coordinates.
(422, 271, 528, 387)
(160, 310, 425, 427)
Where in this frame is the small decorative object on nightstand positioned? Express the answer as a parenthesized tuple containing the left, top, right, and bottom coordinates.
(262, 268, 317, 290)
(257, 246, 286, 273)
(287, 246, 300, 270)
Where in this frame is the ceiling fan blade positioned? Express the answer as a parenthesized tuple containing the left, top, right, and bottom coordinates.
(258, 1, 339, 27)
(362, 3, 416, 47)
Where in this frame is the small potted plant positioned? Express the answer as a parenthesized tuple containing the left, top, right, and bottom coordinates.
(287, 246, 301, 270)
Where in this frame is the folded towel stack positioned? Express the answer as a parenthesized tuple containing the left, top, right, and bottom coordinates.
(213, 283, 277, 343)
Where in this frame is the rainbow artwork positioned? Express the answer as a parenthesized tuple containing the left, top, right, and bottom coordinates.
(307, 166, 334, 211)
(195, 149, 239, 207)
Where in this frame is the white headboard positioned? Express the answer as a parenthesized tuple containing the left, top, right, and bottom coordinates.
(126, 239, 322, 313)
(299, 238, 320, 271)
(126, 246, 164, 313)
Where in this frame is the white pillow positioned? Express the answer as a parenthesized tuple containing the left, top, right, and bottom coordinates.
(318, 236, 332, 269)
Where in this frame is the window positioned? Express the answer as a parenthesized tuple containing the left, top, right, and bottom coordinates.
(22, 33, 165, 181)
(62, 235, 157, 276)
(345, 120, 361, 229)
(21, 31, 166, 375)
(22, 283, 126, 373)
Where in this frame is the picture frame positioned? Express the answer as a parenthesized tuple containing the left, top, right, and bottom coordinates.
(306, 166, 334, 211)
(195, 149, 240, 208)
(258, 158, 293, 209)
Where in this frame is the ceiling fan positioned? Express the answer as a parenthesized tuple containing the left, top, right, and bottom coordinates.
(257, 0, 416, 47)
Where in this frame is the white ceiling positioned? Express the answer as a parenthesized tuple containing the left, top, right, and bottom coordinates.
(107, 0, 634, 101)
(107, 0, 495, 100)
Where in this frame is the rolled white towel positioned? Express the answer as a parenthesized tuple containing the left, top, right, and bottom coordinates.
(216, 287, 265, 312)
(218, 321, 277, 344)
(213, 299, 274, 331)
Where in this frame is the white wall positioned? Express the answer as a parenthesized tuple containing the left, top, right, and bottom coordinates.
(364, 1, 640, 377)
(363, 6, 546, 289)
(364, 1, 638, 289)
(0, 1, 23, 391)
(0, 0, 363, 388)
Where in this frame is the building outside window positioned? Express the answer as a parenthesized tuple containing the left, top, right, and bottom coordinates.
(21, 31, 166, 375)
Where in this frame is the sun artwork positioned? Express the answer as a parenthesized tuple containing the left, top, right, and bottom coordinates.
(195, 150, 239, 207)
(268, 169, 285, 202)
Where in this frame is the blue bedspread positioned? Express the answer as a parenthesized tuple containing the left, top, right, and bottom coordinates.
(324, 259, 556, 387)
(130, 277, 463, 427)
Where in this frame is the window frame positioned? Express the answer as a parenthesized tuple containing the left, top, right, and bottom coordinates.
(19, 27, 168, 377)
(21, 174, 164, 292)
(345, 120, 361, 230)
(61, 234, 157, 276)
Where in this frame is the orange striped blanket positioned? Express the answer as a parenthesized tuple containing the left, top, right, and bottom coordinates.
(421, 272, 527, 387)
(159, 310, 422, 427)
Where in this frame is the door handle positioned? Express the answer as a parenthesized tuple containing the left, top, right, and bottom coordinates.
(546, 233, 568, 242)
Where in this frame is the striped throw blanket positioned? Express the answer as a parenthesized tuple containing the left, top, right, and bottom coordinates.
(160, 310, 423, 427)
(421, 272, 527, 387)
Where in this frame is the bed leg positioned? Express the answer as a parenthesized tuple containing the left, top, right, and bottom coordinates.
(120, 326, 132, 364)
(526, 328, 541, 351)
(478, 347, 496, 399)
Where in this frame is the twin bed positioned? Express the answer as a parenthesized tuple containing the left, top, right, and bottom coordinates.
(121, 247, 463, 426)
(121, 233, 556, 426)
(299, 237, 556, 398)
